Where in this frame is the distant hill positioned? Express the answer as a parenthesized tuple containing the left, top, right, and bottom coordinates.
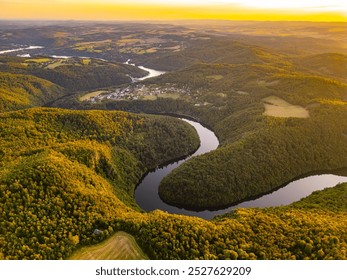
(134, 39, 290, 71)
(0, 56, 147, 92)
(293, 53, 347, 83)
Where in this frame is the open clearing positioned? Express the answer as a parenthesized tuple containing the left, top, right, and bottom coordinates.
(25, 58, 51, 63)
(262, 96, 309, 118)
(69, 231, 148, 260)
(79, 90, 105, 101)
(45, 59, 66, 69)
(142, 93, 180, 101)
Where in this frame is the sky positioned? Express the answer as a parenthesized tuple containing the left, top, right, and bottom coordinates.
(1, 0, 346, 22)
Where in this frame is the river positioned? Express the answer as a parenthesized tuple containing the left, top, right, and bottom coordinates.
(124, 59, 166, 81)
(135, 118, 347, 220)
(2, 47, 346, 218)
(0, 45, 44, 55)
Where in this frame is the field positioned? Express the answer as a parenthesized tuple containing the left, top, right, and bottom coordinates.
(262, 96, 310, 118)
(45, 59, 65, 69)
(25, 58, 51, 63)
(69, 232, 148, 260)
(142, 93, 180, 100)
(79, 90, 105, 101)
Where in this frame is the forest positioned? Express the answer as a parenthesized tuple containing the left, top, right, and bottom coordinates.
(0, 21, 346, 260)
(83, 61, 347, 209)
(0, 108, 345, 260)
(0, 108, 199, 259)
(0, 56, 146, 92)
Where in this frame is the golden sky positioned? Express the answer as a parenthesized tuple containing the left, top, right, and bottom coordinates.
(1, 0, 346, 22)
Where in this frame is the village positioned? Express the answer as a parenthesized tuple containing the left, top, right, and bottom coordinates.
(89, 83, 191, 102)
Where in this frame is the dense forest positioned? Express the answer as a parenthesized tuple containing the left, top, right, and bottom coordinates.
(0, 21, 346, 260)
(0, 108, 199, 259)
(0, 108, 345, 260)
(0, 72, 63, 112)
(85, 61, 347, 209)
(159, 103, 347, 208)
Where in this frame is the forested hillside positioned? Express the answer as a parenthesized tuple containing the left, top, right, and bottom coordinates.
(0, 56, 146, 92)
(0, 21, 346, 261)
(88, 61, 347, 209)
(0, 108, 199, 259)
(0, 72, 63, 112)
(0, 108, 345, 260)
(130, 183, 347, 260)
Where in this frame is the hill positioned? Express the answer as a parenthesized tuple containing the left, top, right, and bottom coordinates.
(0, 108, 199, 259)
(293, 53, 347, 83)
(67, 183, 347, 260)
(134, 39, 290, 71)
(0, 21, 346, 260)
(0, 56, 147, 92)
(0, 72, 63, 112)
(89, 62, 347, 209)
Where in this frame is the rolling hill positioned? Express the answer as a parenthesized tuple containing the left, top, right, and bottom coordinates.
(0, 72, 63, 112)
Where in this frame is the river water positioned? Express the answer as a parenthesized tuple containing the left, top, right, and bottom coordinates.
(124, 59, 165, 81)
(0, 45, 43, 54)
(135, 118, 347, 220)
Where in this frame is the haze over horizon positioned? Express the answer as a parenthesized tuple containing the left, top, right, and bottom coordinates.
(1, 0, 346, 22)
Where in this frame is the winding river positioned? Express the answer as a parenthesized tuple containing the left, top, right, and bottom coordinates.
(2, 48, 346, 219)
(135, 118, 347, 220)
(124, 59, 166, 81)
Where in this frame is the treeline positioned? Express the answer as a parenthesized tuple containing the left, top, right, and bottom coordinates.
(76, 183, 347, 260)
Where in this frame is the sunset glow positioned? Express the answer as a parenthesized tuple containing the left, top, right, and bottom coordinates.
(0, 0, 346, 21)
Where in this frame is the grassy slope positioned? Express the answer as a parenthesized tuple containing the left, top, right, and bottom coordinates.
(69, 231, 148, 260)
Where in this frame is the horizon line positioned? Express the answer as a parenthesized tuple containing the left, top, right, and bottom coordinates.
(0, 18, 346, 23)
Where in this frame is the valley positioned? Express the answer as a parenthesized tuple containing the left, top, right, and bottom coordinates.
(0, 20, 346, 260)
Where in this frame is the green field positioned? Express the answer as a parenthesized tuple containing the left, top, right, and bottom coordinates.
(69, 232, 148, 260)
(262, 96, 310, 118)
(79, 90, 105, 101)
(25, 58, 51, 63)
(45, 59, 66, 69)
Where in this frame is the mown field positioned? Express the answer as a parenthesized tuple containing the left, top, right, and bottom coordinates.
(69, 232, 148, 260)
